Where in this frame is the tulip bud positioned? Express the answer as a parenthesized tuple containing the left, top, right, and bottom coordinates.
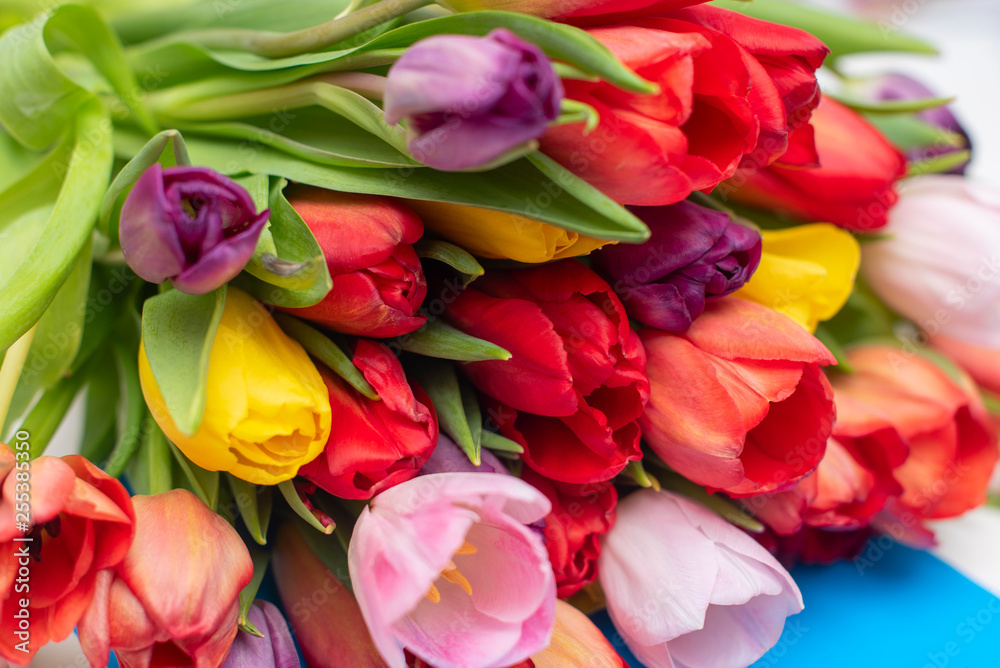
(384, 29, 562, 171)
(281, 187, 427, 338)
(272, 524, 389, 668)
(299, 340, 438, 500)
(735, 223, 860, 332)
(140, 288, 332, 485)
(120, 164, 269, 294)
(864, 73, 971, 173)
(78, 489, 253, 668)
(723, 95, 907, 231)
(862, 175, 1000, 350)
(592, 201, 762, 332)
(222, 601, 301, 668)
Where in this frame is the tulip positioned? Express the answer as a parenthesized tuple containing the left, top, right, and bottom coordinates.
(830, 345, 998, 520)
(299, 340, 438, 500)
(641, 297, 836, 495)
(140, 288, 332, 485)
(0, 449, 134, 665)
(348, 473, 555, 668)
(404, 200, 610, 263)
(591, 201, 762, 332)
(384, 29, 562, 171)
(862, 175, 1000, 349)
(78, 489, 253, 668)
(281, 186, 427, 338)
(670, 5, 829, 169)
(119, 164, 268, 294)
(541, 7, 826, 206)
(863, 73, 971, 173)
(221, 601, 300, 668)
(735, 223, 860, 332)
(445, 260, 649, 483)
(931, 335, 1000, 397)
(520, 468, 616, 598)
(722, 95, 908, 231)
(600, 490, 803, 668)
(272, 524, 387, 668)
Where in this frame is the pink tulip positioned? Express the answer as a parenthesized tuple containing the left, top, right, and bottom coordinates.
(78, 490, 253, 668)
(348, 473, 555, 668)
(600, 490, 802, 668)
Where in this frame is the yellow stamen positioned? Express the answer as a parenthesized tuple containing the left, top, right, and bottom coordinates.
(454, 541, 478, 556)
(425, 583, 441, 603)
(441, 567, 473, 596)
(423, 539, 478, 603)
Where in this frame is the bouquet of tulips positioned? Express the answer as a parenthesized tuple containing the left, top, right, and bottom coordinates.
(1, 0, 997, 665)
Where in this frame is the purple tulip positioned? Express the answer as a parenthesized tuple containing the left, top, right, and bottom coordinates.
(592, 201, 762, 332)
(120, 164, 269, 294)
(384, 28, 563, 171)
(221, 601, 300, 668)
(870, 73, 971, 174)
(420, 434, 510, 476)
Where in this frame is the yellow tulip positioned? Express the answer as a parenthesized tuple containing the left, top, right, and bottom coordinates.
(139, 288, 331, 485)
(406, 200, 611, 263)
(736, 223, 860, 332)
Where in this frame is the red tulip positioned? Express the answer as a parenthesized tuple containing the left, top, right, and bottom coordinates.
(78, 489, 253, 668)
(445, 260, 649, 483)
(281, 187, 427, 337)
(640, 297, 836, 495)
(520, 468, 617, 598)
(540, 6, 826, 206)
(830, 345, 998, 520)
(721, 95, 908, 231)
(272, 524, 388, 668)
(299, 340, 438, 500)
(754, 525, 875, 568)
(0, 449, 134, 665)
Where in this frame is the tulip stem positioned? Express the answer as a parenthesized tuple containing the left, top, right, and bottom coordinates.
(0, 324, 38, 435)
(172, 0, 434, 58)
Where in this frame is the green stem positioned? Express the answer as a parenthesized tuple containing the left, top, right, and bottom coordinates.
(178, 0, 432, 58)
(0, 325, 38, 434)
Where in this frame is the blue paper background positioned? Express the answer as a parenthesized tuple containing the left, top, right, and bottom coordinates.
(593, 542, 1000, 668)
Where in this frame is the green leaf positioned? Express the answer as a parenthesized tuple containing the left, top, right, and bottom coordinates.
(394, 319, 510, 362)
(409, 361, 480, 466)
(233, 178, 332, 308)
(278, 480, 335, 534)
(414, 240, 484, 285)
(169, 441, 221, 509)
(661, 470, 765, 533)
(228, 475, 273, 545)
(126, 418, 173, 495)
(0, 5, 154, 149)
(0, 101, 112, 352)
(863, 113, 967, 151)
(237, 544, 271, 633)
(460, 378, 482, 456)
(100, 130, 192, 235)
(480, 430, 523, 454)
(113, 129, 649, 243)
(710, 0, 937, 59)
(80, 351, 120, 463)
(907, 150, 972, 177)
(0, 139, 70, 232)
(272, 313, 378, 400)
(141, 286, 227, 436)
(103, 341, 147, 478)
(831, 94, 955, 114)
(132, 11, 655, 94)
(18, 368, 87, 459)
(554, 99, 601, 133)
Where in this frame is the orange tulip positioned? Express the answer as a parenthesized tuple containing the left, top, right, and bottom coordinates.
(78, 490, 253, 668)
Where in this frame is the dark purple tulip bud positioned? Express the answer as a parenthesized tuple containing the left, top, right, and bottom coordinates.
(870, 73, 971, 174)
(383, 28, 563, 171)
(592, 201, 762, 332)
(221, 601, 301, 668)
(120, 164, 269, 294)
